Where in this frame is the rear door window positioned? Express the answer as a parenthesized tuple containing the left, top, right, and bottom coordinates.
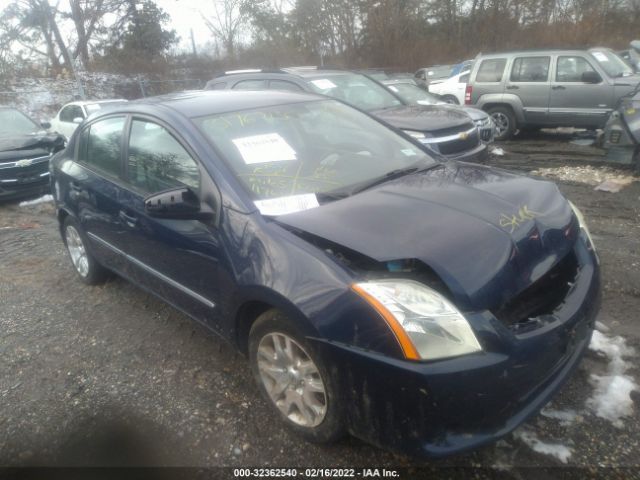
(476, 59, 507, 82)
(556, 56, 597, 82)
(84, 116, 125, 177)
(510, 57, 550, 82)
(127, 119, 200, 193)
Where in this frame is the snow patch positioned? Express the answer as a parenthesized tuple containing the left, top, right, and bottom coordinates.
(490, 147, 505, 156)
(540, 408, 579, 426)
(586, 330, 638, 428)
(513, 427, 572, 463)
(19, 194, 53, 207)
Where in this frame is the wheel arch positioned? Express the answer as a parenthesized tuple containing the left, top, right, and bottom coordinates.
(477, 94, 525, 124)
(232, 288, 320, 356)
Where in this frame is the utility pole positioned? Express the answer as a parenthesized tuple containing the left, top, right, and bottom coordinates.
(190, 28, 198, 57)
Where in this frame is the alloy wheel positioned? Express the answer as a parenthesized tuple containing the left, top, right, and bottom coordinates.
(65, 225, 89, 277)
(257, 332, 327, 427)
(491, 112, 510, 137)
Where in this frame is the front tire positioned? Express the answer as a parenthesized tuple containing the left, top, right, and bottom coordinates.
(249, 309, 345, 443)
(63, 216, 108, 285)
(487, 106, 516, 140)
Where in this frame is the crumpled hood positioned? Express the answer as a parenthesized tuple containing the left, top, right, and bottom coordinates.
(0, 132, 65, 162)
(276, 163, 577, 311)
(371, 105, 474, 132)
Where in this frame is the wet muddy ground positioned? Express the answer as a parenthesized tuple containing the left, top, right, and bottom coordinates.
(0, 132, 639, 477)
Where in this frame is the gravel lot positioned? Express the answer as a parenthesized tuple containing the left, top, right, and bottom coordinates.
(1, 132, 639, 477)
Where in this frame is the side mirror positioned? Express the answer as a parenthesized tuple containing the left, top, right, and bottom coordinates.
(144, 187, 212, 220)
(582, 71, 601, 84)
(40, 120, 51, 129)
(72, 117, 83, 124)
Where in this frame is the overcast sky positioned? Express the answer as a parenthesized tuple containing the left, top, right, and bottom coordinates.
(154, 0, 215, 51)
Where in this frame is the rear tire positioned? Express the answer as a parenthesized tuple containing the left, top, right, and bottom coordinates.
(442, 95, 459, 105)
(63, 216, 109, 285)
(487, 106, 516, 140)
(248, 309, 345, 443)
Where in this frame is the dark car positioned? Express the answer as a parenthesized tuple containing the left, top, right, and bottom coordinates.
(51, 90, 600, 457)
(382, 79, 495, 143)
(0, 107, 65, 200)
(205, 68, 487, 163)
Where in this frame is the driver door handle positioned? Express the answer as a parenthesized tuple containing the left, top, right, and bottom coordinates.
(119, 210, 138, 228)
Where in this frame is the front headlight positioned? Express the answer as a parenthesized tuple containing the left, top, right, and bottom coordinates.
(352, 280, 482, 361)
(569, 201, 597, 254)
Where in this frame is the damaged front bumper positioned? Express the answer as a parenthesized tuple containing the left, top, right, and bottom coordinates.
(312, 236, 600, 457)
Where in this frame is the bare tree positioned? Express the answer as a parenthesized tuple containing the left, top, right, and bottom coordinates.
(202, 0, 250, 59)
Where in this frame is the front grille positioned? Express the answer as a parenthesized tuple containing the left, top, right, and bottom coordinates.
(437, 129, 480, 155)
(493, 251, 579, 332)
(480, 127, 493, 141)
(0, 155, 50, 185)
(430, 123, 474, 137)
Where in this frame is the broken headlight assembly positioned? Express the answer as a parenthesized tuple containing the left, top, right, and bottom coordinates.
(569, 201, 597, 257)
(352, 279, 482, 361)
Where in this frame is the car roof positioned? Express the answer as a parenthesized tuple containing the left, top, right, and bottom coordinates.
(212, 67, 367, 83)
(127, 90, 324, 118)
(63, 99, 128, 107)
(476, 47, 610, 57)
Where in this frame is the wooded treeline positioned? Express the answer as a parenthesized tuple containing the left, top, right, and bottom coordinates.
(1, 0, 638, 77)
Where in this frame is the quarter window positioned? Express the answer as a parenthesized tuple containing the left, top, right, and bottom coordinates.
(127, 120, 200, 193)
(85, 116, 125, 177)
(233, 79, 267, 90)
(476, 59, 507, 82)
(510, 57, 550, 82)
(556, 56, 597, 82)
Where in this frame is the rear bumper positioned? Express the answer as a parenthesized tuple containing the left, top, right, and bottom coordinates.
(313, 236, 600, 457)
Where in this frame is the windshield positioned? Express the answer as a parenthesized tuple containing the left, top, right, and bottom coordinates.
(194, 100, 434, 214)
(386, 83, 442, 105)
(590, 50, 634, 78)
(0, 109, 39, 136)
(306, 73, 403, 111)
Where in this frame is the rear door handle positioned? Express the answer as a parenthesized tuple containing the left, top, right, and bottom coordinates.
(506, 85, 519, 90)
(552, 85, 566, 90)
(118, 210, 138, 228)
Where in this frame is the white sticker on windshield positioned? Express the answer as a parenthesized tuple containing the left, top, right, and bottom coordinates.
(254, 193, 320, 216)
(388, 85, 399, 92)
(232, 133, 296, 164)
(401, 148, 417, 156)
(310, 79, 337, 90)
(592, 51, 608, 62)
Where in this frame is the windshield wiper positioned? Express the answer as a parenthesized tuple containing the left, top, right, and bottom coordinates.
(317, 162, 441, 203)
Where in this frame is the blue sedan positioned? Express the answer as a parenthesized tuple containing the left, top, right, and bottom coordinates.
(50, 90, 600, 457)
